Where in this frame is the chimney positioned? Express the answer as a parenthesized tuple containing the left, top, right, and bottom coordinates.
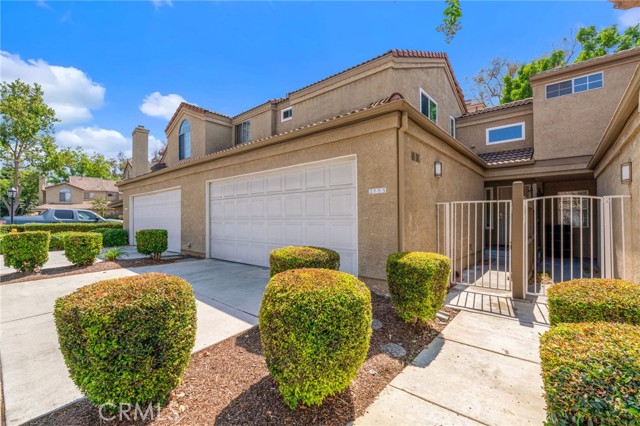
(38, 176, 47, 205)
(132, 125, 149, 177)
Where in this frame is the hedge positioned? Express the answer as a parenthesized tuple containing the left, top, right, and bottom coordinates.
(64, 232, 103, 265)
(92, 228, 128, 247)
(259, 268, 371, 409)
(136, 229, 168, 260)
(540, 322, 640, 425)
(547, 278, 640, 326)
(269, 246, 340, 277)
(54, 273, 197, 410)
(50, 232, 72, 251)
(386, 252, 451, 323)
(0, 222, 122, 235)
(1, 231, 50, 273)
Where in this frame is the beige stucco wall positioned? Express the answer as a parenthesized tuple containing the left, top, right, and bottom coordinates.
(595, 109, 640, 282)
(456, 105, 534, 155)
(121, 113, 403, 280)
(532, 57, 639, 161)
(45, 184, 84, 204)
(205, 121, 233, 155)
(232, 106, 274, 144)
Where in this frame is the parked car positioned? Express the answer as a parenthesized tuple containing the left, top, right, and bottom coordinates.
(1, 209, 122, 225)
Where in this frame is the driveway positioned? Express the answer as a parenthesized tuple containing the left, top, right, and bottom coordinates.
(0, 259, 270, 426)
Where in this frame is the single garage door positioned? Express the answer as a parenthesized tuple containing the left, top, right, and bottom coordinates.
(209, 157, 358, 275)
(131, 188, 181, 252)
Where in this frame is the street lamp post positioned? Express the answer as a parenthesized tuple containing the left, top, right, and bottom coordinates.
(7, 187, 17, 225)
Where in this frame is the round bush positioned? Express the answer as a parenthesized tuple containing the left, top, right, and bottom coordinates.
(54, 273, 197, 409)
(259, 268, 372, 409)
(547, 278, 640, 326)
(136, 229, 168, 260)
(386, 252, 451, 323)
(64, 232, 103, 265)
(269, 246, 340, 277)
(1, 231, 50, 272)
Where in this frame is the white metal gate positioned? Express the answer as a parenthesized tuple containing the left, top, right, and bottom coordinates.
(524, 195, 630, 296)
(437, 200, 512, 291)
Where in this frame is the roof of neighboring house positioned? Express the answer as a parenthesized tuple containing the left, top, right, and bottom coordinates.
(67, 176, 119, 192)
(531, 46, 640, 81)
(461, 98, 533, 118)
(478, 147, 534, 166)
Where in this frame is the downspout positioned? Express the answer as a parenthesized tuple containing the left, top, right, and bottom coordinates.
(397, 111, 409, 252)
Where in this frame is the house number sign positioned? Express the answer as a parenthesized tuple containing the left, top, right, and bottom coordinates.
(368, 187, 387, 195)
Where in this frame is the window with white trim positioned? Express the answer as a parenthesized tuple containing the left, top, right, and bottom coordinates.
(449, 116, 456, 138)
(419, 89, 437, 122)
(557, 190, 590, 228)
(486, 122, 525, 144)
(281, 107, 292, 122)
(546, 72, 603, 99)
(235, 120, 251, 145)
(179, 119, 191, 160)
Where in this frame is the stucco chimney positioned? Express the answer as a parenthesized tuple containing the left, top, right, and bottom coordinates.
(38, 176, 47, 205)
(132, 125, 149, 177)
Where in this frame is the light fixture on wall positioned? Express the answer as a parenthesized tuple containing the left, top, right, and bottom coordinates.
(621, 162, 632, 183)
(434, 160, 442, 177)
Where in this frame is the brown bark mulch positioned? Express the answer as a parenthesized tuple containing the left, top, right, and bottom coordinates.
(26, 294, 457, 426)
(0, 257, 186, 285)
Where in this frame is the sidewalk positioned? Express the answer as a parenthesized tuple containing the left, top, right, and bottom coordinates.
(356, 287, 549, 425)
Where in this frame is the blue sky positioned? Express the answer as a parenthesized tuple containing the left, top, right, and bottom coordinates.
(1, 1, 638, 158)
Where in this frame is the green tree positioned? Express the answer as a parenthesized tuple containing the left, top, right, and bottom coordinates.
(90, 197, 109, 217)
(501, 50, 567, 104)
(0, 80, 58, 216)
(46, 147, 118, 184)
(575, 24, 640, 62)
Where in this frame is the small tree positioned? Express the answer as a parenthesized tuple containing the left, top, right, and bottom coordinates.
(91, 197, 109, 217)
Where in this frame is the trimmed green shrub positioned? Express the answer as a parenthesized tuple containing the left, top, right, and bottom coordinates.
(0, 222, 122, 235)
(54, 273, 197, 410)
(259, 268, 372, 409)
(1, 231, 50, 272)
(92, 228, 128, 247)
(547, 278, 640, 326)
(269, 246, 340, 277)
(49, 232, 72, 251)
(540, 322, 640, 425)
(63, 232, 103, 265)
(386, 252, 451, 323)
(136, 229, 168, 260)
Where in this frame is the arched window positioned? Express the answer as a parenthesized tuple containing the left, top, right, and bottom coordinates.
(179, 119, 191, 160)
(59, 188, 71, 202)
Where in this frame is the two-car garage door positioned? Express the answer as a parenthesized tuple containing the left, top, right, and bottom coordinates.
(208, 157, 358, 275)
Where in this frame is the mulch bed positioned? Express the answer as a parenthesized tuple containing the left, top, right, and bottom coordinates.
(0, 257, 186, 285)
(26, 293, 457, 426)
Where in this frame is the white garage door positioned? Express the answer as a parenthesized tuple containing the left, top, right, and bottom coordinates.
(131, 188, 181, 253)
(208, 157, 358, 275)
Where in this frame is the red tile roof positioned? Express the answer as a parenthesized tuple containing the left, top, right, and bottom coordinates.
(461, 98, 533, 118)
(478, 147, 534, 166)
(165, 102, 232, 133)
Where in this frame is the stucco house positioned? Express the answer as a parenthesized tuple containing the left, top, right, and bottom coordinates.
(38, 176, 123, 216)
(118, 48, 640, 290)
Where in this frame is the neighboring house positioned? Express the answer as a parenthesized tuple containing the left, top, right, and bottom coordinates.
(38, 176, 123, 216)
(118, 48, 640, 284)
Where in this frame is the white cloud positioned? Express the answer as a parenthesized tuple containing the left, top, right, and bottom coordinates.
(617, 8, 640, 27)
(1, 51, 105, 124)
(151, 0, 173, 8)
(140, 92, 186, 120)
(149, 135, 166, 155)
(57, 127, 165, 160)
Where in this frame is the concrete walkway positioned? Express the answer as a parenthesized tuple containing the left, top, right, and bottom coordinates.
(356, 287, 549, 425)
(0, 259, 269, 426)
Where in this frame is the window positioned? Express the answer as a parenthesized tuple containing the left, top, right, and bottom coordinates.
(178, 119, 191, 160)
(84, 192, 95, 200)
(546, 72, 603, 99)
(484, 187, 493, 230)
(107, 193, 114, 198)
(235, 120, 251, 145)
(419, 89, 437, 122)
(59, 189, 71, 202)
(53, 210, 74, 220)
(77, 210, 98, 221)
(449, 116, 456, 138)
(557, 190, 589, 228)
(281, 107, 293, 122)
(486, 122, 525, 144)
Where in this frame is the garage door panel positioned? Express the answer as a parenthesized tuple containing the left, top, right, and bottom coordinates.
(209, 158, 357, 275)
(132, 189, 181, 253)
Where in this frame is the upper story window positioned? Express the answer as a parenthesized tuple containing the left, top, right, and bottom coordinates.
(179, 119, 191, 161)
(546, 72, 603, 99)
(281, 107, 293, 122)
(235, 120, 251, 145)
(486, 122, 525, 144)
(420, 88, 437, 122)
(449, 116, 456, 138)
(59, 188, 71, 202)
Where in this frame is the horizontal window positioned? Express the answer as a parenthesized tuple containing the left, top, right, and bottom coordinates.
(486, 122, 525, 144)
(281, 107, 292, 122)
(546, 72, 603, 99)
